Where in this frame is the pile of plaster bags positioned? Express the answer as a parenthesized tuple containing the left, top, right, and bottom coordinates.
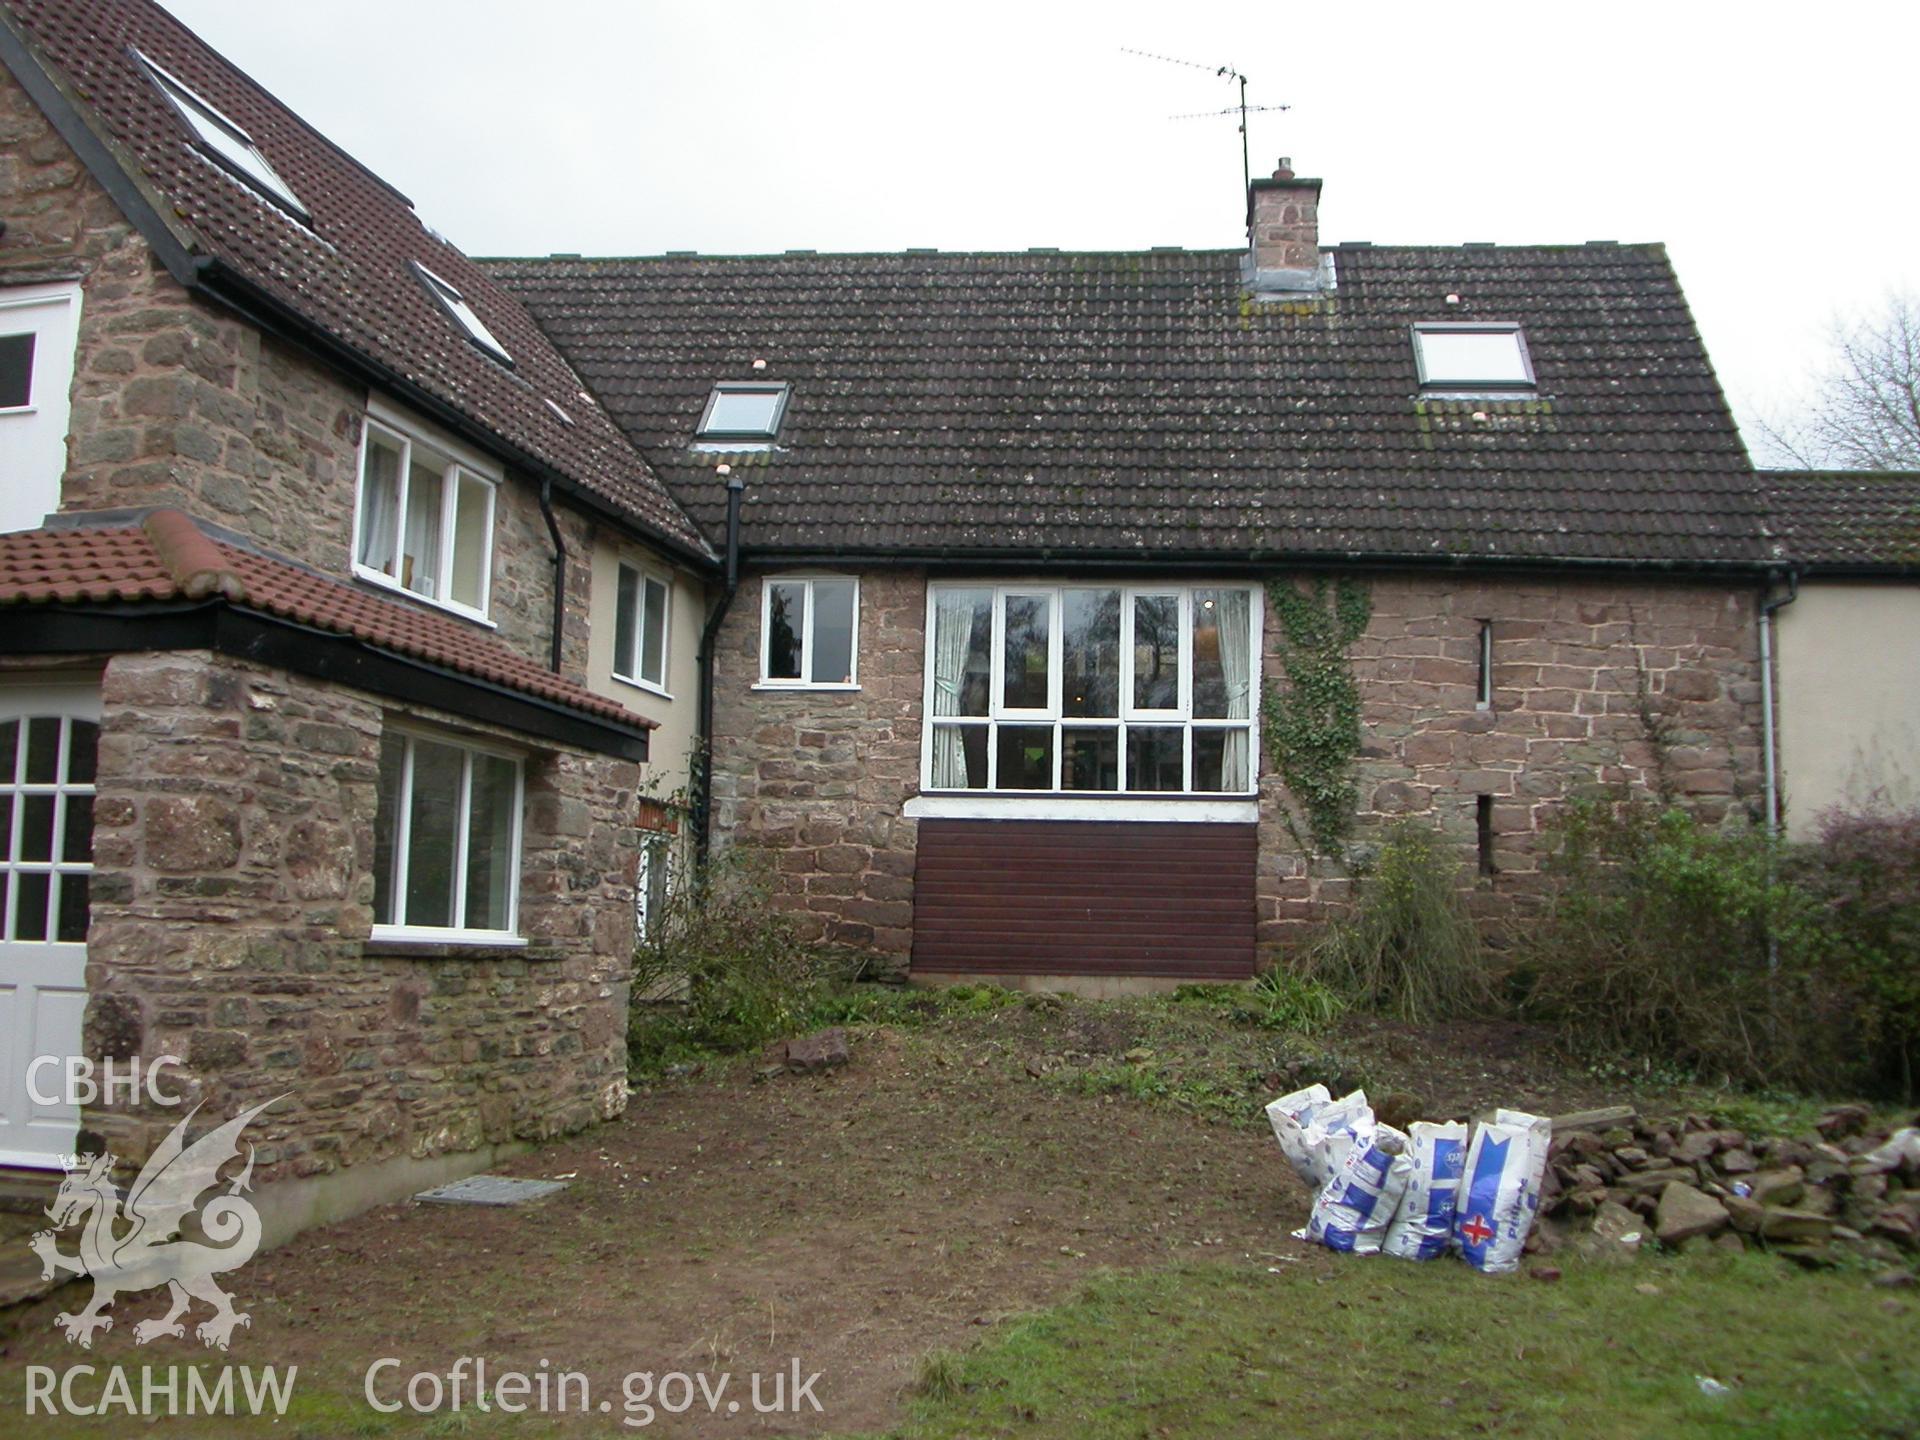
(1267, 1084, 1548, 1273)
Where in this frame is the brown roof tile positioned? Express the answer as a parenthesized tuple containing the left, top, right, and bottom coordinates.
(0, 515, 647, 728)
(0, 0, 711, 561)
(1763, 470, 1920, 570)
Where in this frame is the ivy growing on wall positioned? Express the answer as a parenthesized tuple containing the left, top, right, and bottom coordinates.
(1261, 577, 1373, 857)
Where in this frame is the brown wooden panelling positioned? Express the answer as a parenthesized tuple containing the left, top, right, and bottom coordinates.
(911, 820, 1257, 978)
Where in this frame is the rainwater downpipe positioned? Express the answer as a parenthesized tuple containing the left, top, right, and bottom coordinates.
(537, 478, 567, 674)
(1758, 570, 1799, 970)
(694, 471, 746, 866)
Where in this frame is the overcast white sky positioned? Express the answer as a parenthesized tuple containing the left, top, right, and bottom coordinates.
(159, 0, 1919, 464)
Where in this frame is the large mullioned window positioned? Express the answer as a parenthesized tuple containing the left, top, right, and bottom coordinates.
(922, 584, 1259, 795)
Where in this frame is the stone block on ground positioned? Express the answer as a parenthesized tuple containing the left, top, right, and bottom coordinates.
(783, 1027, 852, 1073)
(1655, 1181, 1730, 1245)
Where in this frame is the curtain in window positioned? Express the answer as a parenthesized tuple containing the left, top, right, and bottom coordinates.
(402, 462, 444, 597)
(358, 437, 401, 573)
(931, 591, 973, 787)
(1218, 589, 1253, 790)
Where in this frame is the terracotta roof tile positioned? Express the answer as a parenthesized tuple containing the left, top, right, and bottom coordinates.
(0, 515, 647, 729)
(0, 0, 712, 561)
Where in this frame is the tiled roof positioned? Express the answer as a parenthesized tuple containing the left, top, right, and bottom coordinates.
(0, 0, 710, 561)
(485, 245, 1764, 567)
(0, 514, 648, 728)
(1762, 471, 1920, 570)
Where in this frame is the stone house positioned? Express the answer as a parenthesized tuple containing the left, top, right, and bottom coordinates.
(0, 0, 716, 1230)
(1763, 471, 1920, 836)
(488, 170, 1775, 988)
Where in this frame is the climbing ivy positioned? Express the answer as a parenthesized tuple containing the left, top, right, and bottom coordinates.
(1261, 578, 1372, 858)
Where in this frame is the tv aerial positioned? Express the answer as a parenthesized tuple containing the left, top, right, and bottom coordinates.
(1122, 47, 1291, 196)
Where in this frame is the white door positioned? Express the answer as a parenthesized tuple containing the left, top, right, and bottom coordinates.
(0, 282, 82, 535)
(0, 684, 98, 1168)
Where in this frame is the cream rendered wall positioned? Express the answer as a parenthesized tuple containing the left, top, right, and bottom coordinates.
(585, 529, 708, 799)
(1776, 580, 1920, 838)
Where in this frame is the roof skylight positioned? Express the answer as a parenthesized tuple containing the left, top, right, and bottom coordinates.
(697, 382, 789, 441)
(1412, 323, 1534, 389)
(135, 50, 306, 218)
(413, 263, 514, 368)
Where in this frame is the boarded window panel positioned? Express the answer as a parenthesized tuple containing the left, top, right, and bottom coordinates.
(0, 332, 34, 408)
(913, 820, 1256, 979)
(812, 579, 855, 683)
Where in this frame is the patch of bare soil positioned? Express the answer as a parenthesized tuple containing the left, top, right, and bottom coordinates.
(0, 1026, 1321, 1436)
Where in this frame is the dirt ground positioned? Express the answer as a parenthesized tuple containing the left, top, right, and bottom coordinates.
(0, 1003, 1708, 1436)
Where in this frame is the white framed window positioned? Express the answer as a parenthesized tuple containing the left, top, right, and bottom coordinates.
(635, 830, 674, 942)
(134, 50, 306, 219)
(697, 382, 789, 441)
(372, 727, 524, 945)
(413, 262, 514, 369)
(614, 561, 671, 694)
(1412, 323, 1534, 389)
(352, 400, 499, 623)
(922, 583, 1260, 795)
(759, 576, 859, 688)
(0, 282, 82, 534)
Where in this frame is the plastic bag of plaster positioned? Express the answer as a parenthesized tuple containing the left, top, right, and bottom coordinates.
(1266, 1085, 1373, 1192)
(1304, 1122, 1413, 1255)
(1454, 1108, 1552, 1274)
(1381, 1120, 1470, 1261)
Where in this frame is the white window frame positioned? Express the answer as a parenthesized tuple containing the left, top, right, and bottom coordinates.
(413, 262, 514, 369)
(0, 282, 82, 536)
(635, 830, 675, 942)
(351, 398, 501, 626)
(613, 558, 673, 697)
(756, 575, 861, 690)
(371, 724, 526, 947)
(696, 381, 790, 442)
(133, 49, 307, 220)
(919, 582, 1262, 798)
(1411, 322, 1536, 391)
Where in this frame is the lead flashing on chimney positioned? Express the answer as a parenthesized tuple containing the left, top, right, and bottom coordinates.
(1242, 249, 1338, 299)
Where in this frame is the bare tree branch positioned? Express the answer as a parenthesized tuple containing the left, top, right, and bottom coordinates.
(1765, 293, 1920, 470)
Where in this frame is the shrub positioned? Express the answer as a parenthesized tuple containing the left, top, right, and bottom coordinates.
(1168, 975, 1348, 1034)
(1298, 820, 1494, 1022)
(1795, 807, 1920, 1096)
(627, 848, 861, 1074)
(1515, 800, 1853, 1091)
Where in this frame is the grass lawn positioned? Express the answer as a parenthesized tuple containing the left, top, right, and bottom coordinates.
(2, 990, 1913, 1437)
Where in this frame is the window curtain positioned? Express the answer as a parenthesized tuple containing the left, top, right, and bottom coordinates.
(1218, 589, 1253, 789)
(402, 464, 444, 597)
(931, 591, 973, 787)
(358, 441, 400, 573)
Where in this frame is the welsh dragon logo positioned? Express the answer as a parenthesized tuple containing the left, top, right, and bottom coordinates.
(29, 1097, 283, 1351)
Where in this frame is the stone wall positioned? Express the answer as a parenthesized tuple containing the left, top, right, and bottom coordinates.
(710, 567, 1765, 973)
(709, 571, 925, 970)
(0, 60, 591, 683)
(1256, 573, 1765, 948)
(80, 650, 643, 1179)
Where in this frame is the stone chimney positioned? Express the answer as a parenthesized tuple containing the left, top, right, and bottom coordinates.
(1246, 158, 1324, 291)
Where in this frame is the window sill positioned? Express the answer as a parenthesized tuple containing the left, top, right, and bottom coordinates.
(752, 681, 861, 693)
(613, 673, 674, 702)
(904, 794, 1258, 824)
(352, 564, 497, 629)
(366, 925, 528, 957)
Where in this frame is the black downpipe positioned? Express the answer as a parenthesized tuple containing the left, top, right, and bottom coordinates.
(695, 476, 747, 865)
(537, 479, 567, 674)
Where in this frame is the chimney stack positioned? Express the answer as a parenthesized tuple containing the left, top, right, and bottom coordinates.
(1246, 158, 1323, 291)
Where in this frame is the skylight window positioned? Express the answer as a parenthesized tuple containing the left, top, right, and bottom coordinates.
(135, 50, 306, 218)
(413, 263, 513, 368)
(697, 382, 789, 441)
(1412, 323, 1534, 389)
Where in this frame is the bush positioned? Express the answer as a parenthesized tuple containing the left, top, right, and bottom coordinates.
(1298, 820, 1494, 1022)
(1795, 807, 1920, 1096)
(1514, 800, 1854, 1092)
(628, 849, 863, 1074)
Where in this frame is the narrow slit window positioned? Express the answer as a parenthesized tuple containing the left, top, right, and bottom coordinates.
(135, 51, 306, 219)
(1477, 619, 1493, 709)
(413, 263, 514, 368)
(1477, 795, 1497, 877)
(1412, 323, 1534, 389)
(697, 382, 789, 441)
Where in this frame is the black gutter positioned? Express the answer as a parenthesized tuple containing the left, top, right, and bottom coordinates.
(3, 602, 650, 763)
(536, 478, 567, 673)
(693, 475, 746, 865)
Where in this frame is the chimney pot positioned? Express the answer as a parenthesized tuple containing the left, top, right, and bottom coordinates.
(1273, 157, 1294, 179)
